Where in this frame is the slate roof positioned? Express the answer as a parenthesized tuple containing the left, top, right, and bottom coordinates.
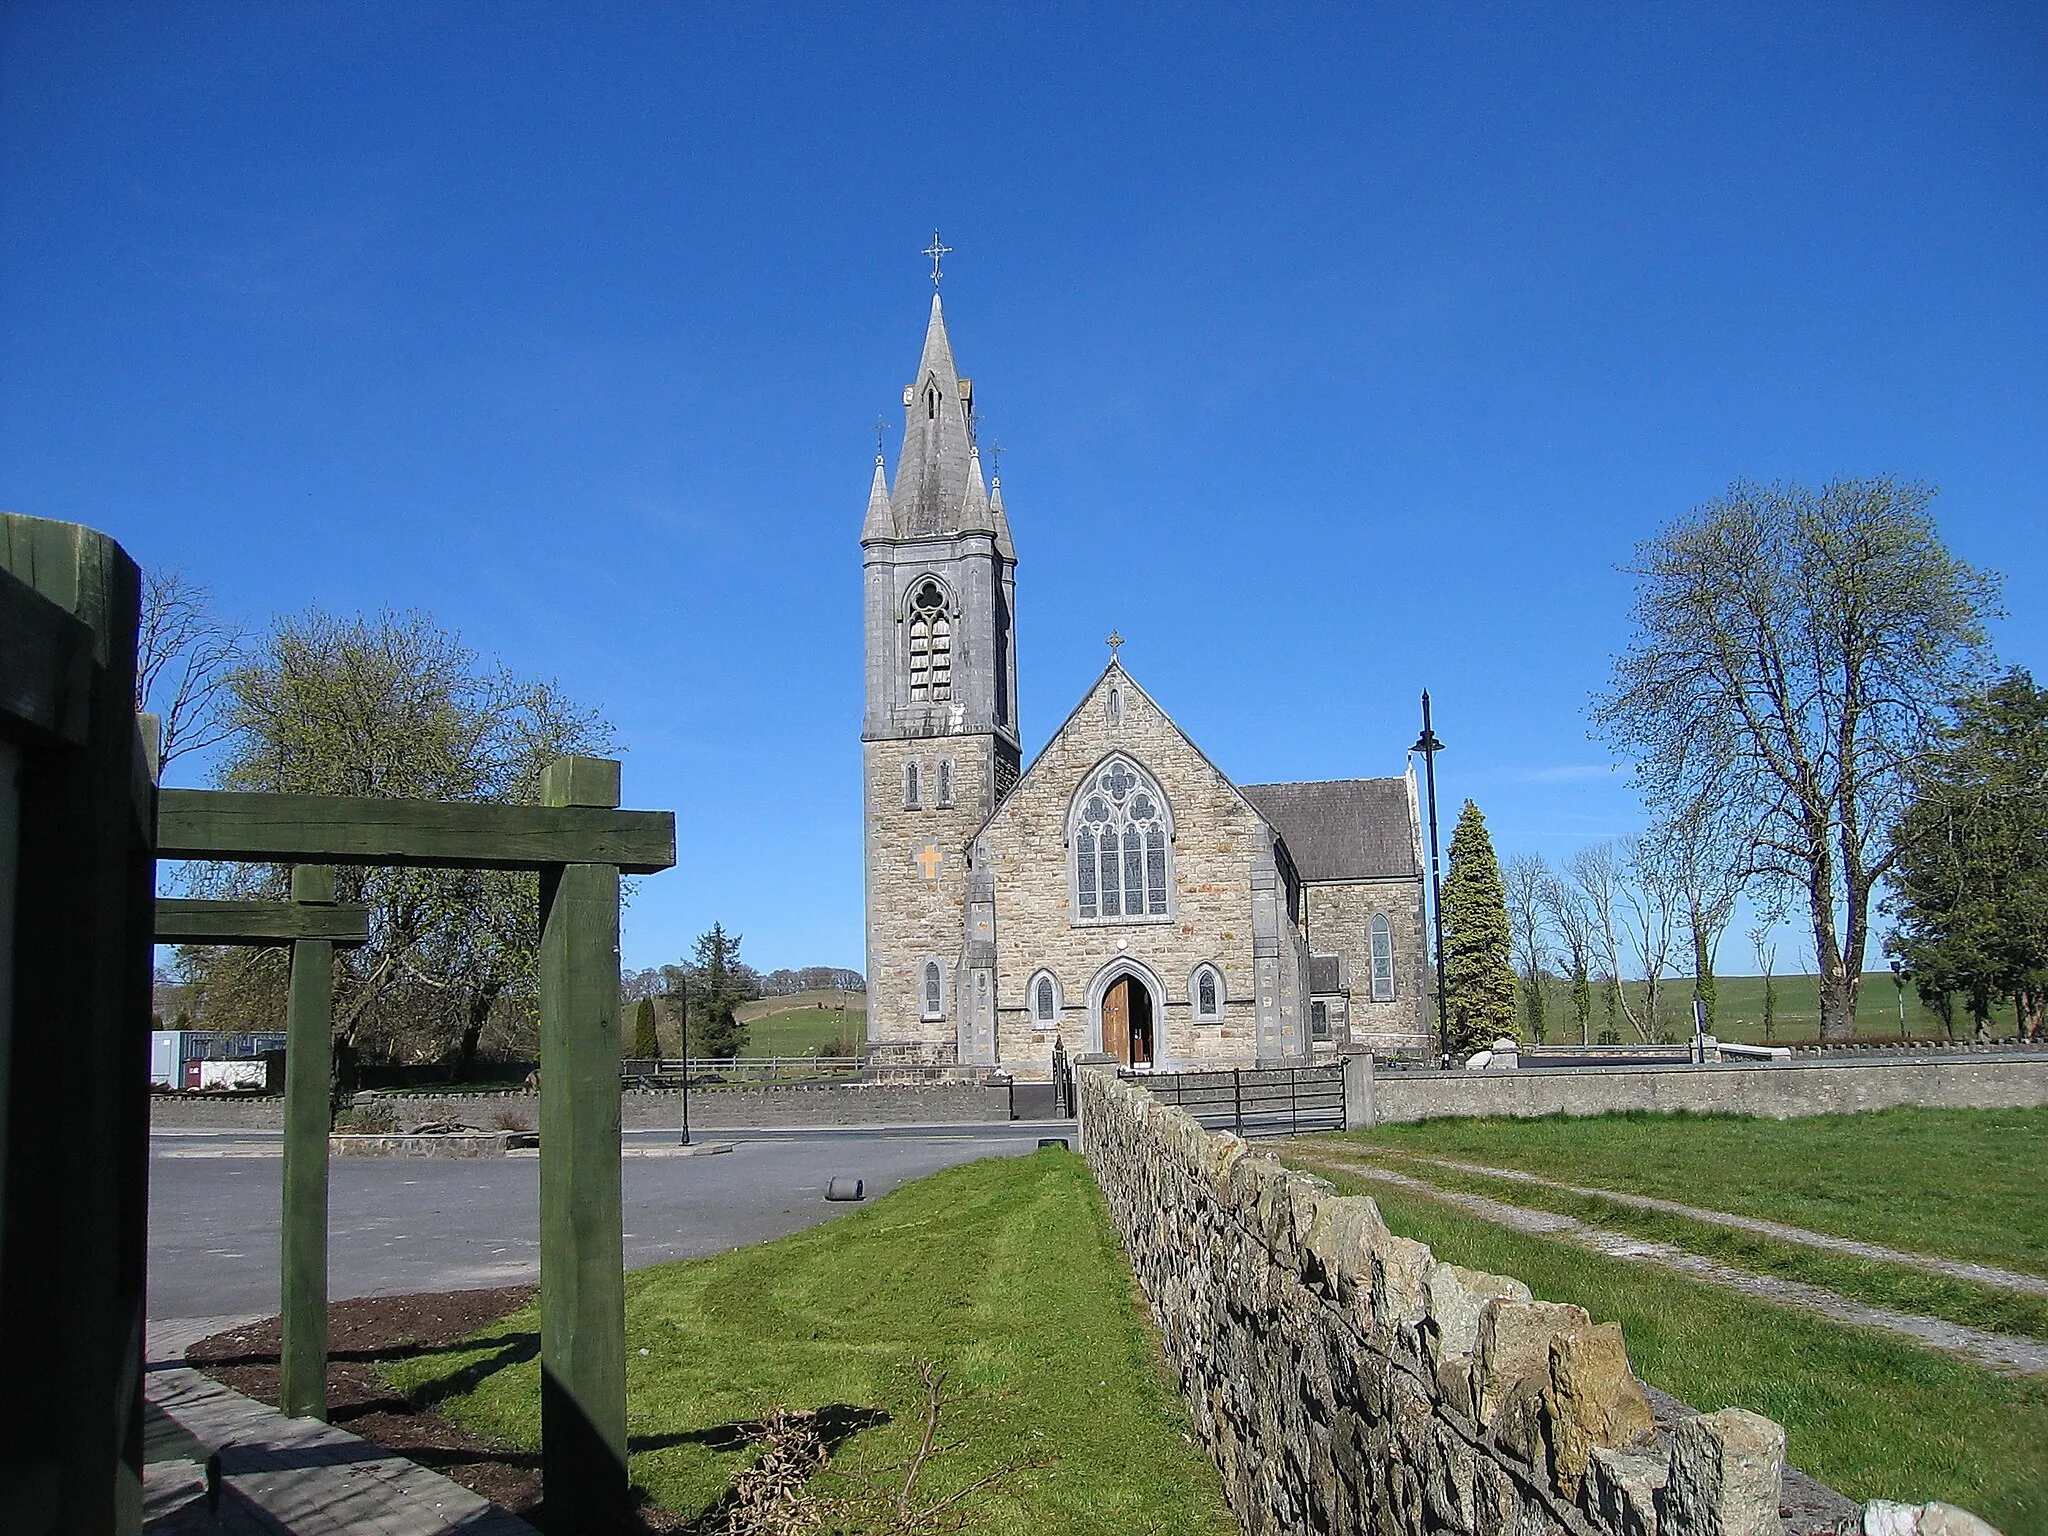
(1239, 778, 1420, 883)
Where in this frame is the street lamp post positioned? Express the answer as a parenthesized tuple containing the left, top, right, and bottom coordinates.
(1891, 959, 1909, 1040)
(677, 974, 692, 1147)
(1411, 692, 1450, 1068)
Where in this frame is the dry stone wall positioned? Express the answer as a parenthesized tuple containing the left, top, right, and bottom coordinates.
(1076, 1067, 1997, 1536)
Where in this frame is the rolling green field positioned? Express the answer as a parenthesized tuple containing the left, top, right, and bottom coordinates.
(731, 990, 867, 1057)
(381, 1151, 1233, 1535)
(1570, 970, 2020, 1044)
(1315, 1107, 2048, 1277)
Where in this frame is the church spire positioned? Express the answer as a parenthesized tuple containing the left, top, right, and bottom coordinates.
(862, 455, 893, 544)
(891, 293, 979, 536)
(989, 474, 1015, 561)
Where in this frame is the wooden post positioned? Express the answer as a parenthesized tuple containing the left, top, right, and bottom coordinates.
(538, 756, 628, 1529)
(0, 517, 152, 1535)
(279, 865, 335, 1420)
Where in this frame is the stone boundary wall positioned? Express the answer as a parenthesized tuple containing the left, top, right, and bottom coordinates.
(149, 1081, 1007, 1131)
(1358, 1057, 2048, 1126)
(1077, 1067, 1992, 1536)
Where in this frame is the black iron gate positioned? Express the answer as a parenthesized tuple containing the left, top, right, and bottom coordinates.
(1120, 1064, 1344, 1137)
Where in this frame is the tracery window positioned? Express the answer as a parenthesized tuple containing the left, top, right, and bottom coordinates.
(922, 961, 944, 1018)
(1071, 756, 1171, 922)
(1371, 913, 1395, 1002)
(908, 582, 951, 702)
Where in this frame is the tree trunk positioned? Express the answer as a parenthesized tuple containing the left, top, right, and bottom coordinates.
(454, 982, 502, 1083)
(1811, 887, 1858, 1040)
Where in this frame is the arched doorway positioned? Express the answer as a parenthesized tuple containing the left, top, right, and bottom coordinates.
(1100, 974, 1156, 1069)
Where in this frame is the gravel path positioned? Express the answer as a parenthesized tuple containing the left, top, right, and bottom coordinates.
(1293, 1153, 2048, 1377)
(1387, 1152, 2048, 1298)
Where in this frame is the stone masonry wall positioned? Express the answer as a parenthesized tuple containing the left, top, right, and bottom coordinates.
(1303, 878, 1432, 1053)
(1076, 1066, 1992, 1536)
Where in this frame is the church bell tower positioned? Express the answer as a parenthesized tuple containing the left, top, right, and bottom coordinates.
(861, 290, 1019, 1064)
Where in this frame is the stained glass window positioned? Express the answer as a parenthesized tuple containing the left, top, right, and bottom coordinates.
(903, 762, 920, 809)
(923, 961, 943, 1017)
(1196, 966, 1219, 1019)
(1371, 913, 1395, 1002)
(1035, 975, 1055, 1022)
(937, 759, 953, 808)
(1070, 756, 1171, 922)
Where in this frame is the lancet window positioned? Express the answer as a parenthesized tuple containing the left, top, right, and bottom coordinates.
(1371, 913, 1395, 1001)
(1071, 756, 1171, 923)
(907, 581, 951, 702)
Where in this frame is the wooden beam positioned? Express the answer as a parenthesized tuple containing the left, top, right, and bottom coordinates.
(156, 790, 676, 874)
(537, 755, 630, 1526)
(154, 898, 370, 947)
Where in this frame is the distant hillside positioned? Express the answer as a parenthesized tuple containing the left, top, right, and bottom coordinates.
(736, 988, 865, 1024)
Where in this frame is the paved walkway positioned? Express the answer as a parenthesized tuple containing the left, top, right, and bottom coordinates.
(1293, 1153, 2048, 1376)
(142, 1316, 536, 1536)
(1390, 1152, 2048, 1298)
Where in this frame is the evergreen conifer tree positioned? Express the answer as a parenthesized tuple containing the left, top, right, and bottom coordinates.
(1441, 800, 1520, 1053)
(631, 996, 660, 1060)
(688, 923, 753, 1060)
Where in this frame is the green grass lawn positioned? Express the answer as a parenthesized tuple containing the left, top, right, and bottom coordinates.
(1317, 1107, 2048, 1279)
(1572, 970, 2020, 1044)
(381, 1150, 1234, 1535)
(1306, 1167, 2048, 1535)
(1293, 1148, 2048, 1344)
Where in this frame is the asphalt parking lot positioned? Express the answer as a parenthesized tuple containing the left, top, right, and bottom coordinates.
(148, 1122, 1065, 1322)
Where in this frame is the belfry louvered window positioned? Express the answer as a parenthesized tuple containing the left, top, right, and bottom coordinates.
(907, 581, 951, 702)
(1071, 756, 1171, 922)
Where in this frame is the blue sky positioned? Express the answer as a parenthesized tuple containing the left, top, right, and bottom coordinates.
(4, 4, 2042, 975)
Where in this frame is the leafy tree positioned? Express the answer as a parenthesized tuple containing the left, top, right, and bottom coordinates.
(631, 997, 660, 1060)
(1441, 801, 1519, 1052)
(1503, 854, 1551, 1044)
(686, 923, 753, 1060)
(1887, 670, 2048, 1040)
(1594, 477, 2001, 1038)
(178, 608, 611, 1100)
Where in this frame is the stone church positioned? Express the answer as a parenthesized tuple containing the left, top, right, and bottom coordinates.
(862, 292, 1430, 1074)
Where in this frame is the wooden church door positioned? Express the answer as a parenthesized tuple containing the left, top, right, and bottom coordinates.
(1102, 978, 1131, 1064)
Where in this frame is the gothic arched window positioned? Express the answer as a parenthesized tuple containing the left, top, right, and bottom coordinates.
(1192, 963, 1224, 1023)
(1029, 970, 1061, 1029)
(907, 581, 951, 702)
(1371, 913, 1395, 1002)
(1071, 756, 1171, 923)
(922, 960, 944, 1018)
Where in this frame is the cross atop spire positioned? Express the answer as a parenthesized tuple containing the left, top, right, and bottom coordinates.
(922, 229, 953, 287)
(1107, 629, 1124, 661)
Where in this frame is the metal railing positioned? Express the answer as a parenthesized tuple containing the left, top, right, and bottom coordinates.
(621, 1055, 867, 1084)
(1123, 1064, 1345, 1138)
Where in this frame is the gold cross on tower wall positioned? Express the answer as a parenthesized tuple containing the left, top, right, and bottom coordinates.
(915, 843, 943, 879)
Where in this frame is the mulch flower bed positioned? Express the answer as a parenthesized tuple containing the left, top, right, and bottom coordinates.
(185, 1287, 690, 1533)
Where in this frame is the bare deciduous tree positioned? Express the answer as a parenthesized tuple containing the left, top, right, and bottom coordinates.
(1594, 478, 2001, 1038)
(136, 568, 245, 772)
(1503, 853, 1552, 1043)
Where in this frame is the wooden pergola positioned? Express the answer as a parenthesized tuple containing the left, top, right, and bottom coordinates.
(2, 512, 678, 1534)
